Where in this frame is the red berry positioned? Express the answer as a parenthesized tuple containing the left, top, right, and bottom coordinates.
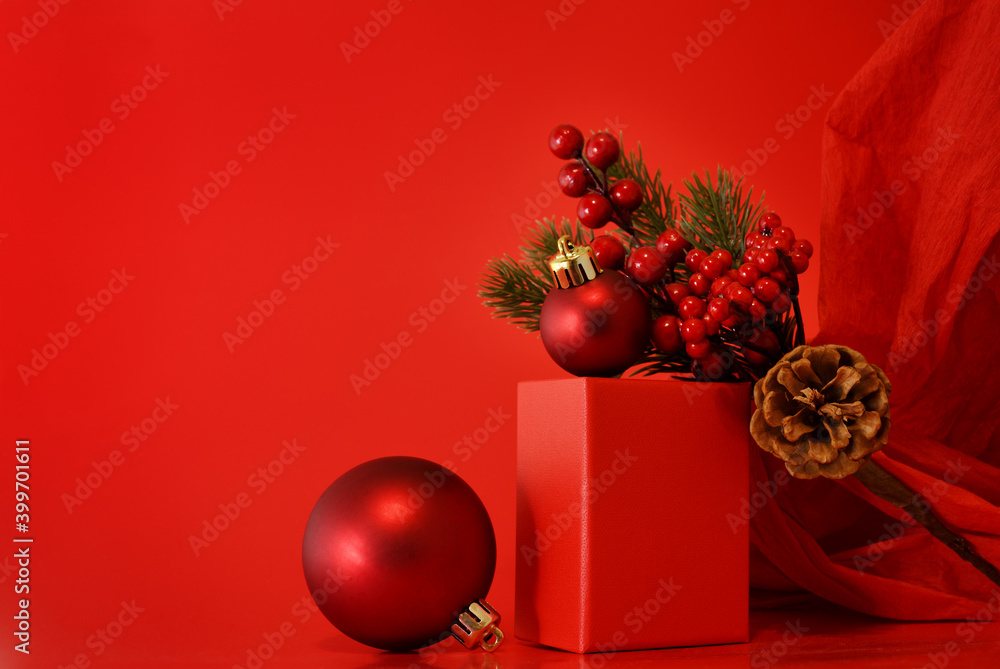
(749, 298, 767, 321)
(590, 235, 626, 270)
(584, 132, 620, 170)
(609, 179, 643, 211)
(577, 193, 613, 229)
(745, 231, 761, 248)
(759, 212, 782, 231)
(711, 275, 733, 297)
(685, 249, 708, 273)
(730, 284, 754, 307)
(680, 318, 707, 344)
(698, 348, 732, 379)
(772, 292, 792, 313)
(625, 246, 667, 286)
(736, 263, 760, 287)
(770, 268, 789, 285)
(773, 226, 796, 242)
(678, 295, 706, 319)
(755, 248, 780, 273)
(656, 229, 691, 266)
(665, 282, 690, 305)
(767, 237, 791, 254)
(789, 250, 810, 274)
(699, 255, 727, 280)
(652, 315, 683, 354)
(707, 297, 731, 321)
(752, 277, 781, 302)
(557, 161, 589, 197)
(710, 249, 734, 268)
(688, 272, 711, 296)
(741, 248, 757, 264)
(548, 124, 583, 159)
(703, 314, 721, 336)
(792, 239, 814, 258)
(685, 339, 712, 359)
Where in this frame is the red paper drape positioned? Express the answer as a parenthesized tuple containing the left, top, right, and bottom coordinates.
(749, 0, 1000, 619)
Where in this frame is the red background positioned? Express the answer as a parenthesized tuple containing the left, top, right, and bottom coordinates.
(0, 1, 939, 666)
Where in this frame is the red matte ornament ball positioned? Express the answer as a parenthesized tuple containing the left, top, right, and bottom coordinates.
(302, 456, 497, 651)
(540, 271, 651, 377)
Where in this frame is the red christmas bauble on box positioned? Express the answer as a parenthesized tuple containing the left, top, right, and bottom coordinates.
(540, 237, 651, 377)
(302, 456, 498, 651)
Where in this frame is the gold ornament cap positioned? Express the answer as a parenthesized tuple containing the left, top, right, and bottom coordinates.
(548, 235, 602, 289)
(451, 599, 504, 652)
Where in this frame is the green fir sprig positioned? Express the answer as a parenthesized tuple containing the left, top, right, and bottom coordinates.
(479, 137, 797, 380)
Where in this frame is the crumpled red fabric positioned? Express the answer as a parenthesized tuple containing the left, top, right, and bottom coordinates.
(749, 0, 1000, 619)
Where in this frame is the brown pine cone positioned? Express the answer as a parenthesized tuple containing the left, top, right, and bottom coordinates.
(751, 344, 891, 479)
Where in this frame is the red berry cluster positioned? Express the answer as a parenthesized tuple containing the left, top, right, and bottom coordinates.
(548, 124, 644, 231)
(646, 212, 813, 372)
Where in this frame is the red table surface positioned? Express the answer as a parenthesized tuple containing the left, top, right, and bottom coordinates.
(3, 0, 992, 667)
(48, 602, 1000, 668)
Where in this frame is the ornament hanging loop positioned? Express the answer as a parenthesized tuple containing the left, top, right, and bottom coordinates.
(548, 235, 601, 289)
(451, 599, 505, 652)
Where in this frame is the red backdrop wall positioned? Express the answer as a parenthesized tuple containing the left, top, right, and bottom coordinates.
(0, 0, 909, 665)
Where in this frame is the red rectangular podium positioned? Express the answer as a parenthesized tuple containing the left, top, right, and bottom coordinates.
(515, 377, 750, 653)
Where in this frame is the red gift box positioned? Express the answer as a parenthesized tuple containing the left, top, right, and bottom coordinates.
(515, 377, 750, 652)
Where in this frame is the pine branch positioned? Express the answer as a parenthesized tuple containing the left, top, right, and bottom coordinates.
(678, 167, 765, 258)
(609, 141, 675, 248)
(479, 255, 551, 332)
